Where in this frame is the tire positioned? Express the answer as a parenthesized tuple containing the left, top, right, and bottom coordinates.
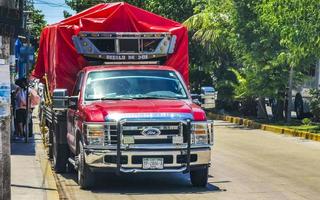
(78, 142, 95, 189)
(190, 166, 209, 187)
(295, 93, 304, 119)
(48, 121, 53, 159)
(53, 132, 69, 173)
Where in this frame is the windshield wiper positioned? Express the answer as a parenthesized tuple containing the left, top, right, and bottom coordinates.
(100, 97, 134, 100)
(86, 97, 133, 101)
(132, 96, 179, 100)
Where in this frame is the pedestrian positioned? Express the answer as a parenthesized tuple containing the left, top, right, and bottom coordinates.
(15, 78, 28, 138)
(28, 80, 40, 137)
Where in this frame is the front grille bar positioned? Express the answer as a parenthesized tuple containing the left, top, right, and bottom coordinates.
(186, 120, 191, 173)
(116, 121, 122, 175)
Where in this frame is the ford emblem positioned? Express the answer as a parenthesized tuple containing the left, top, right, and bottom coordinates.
(141, 127, 161, 136)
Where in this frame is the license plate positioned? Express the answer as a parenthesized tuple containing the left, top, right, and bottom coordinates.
(123, 136, 134, 144)
(142, 158, 164, 169)
(172, 136, 183, 144)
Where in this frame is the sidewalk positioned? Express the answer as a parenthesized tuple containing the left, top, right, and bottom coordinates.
(10, 118, 59, 200)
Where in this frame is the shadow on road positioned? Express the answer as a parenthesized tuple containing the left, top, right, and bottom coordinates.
(11, 183, 56, 191)
(59, 172, 225, 195)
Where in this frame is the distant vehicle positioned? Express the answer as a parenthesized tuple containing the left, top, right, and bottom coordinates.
(199, 87, 217, 110)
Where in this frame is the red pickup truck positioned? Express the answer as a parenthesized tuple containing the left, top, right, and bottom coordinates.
(35, 3, 215, 189)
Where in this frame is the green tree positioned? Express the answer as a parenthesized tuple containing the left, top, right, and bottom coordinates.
(27, 4, 47, 49)
(259, 0, 320, 69)
(64, 0, 193, 22)
(259, 0, 320, 121)
(231, 0, 288, 119)
(64, 0, 144, 13)
(185, 0, 238, 111)
(143, 0, 193, 23)
(185, 0, 298, 118)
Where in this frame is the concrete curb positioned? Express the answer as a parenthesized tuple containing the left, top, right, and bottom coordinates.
(37, 139, 60, 200)
(208, 113, 320, 142)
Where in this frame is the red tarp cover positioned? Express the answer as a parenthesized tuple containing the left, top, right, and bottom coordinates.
(33, 2, 189, 94)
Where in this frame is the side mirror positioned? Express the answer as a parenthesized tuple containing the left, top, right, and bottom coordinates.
(53, 89, 79, 110)
(52, 89, 68, 110)
(200, 86, 217, 110)
(191, 94, 201, 106)
(68, 96, 79, 110)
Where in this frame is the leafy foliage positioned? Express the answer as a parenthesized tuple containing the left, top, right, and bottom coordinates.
(64, 0, 193, 22)
(61, 0, 320, 118)
(309, 89, 320, 121)
(64, 0, 144, 16)
(185, 0, 238, 110)
(302, 118, 312, 126)
(259, 0, 320, 69)
(27, 4, 47, 49)
(231, 0, 287, 100)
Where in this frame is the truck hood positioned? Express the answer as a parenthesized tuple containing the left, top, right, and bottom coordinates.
(80, 99, 206, 122)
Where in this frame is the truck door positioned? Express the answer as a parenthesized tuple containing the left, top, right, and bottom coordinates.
(67, 72, 84, 154)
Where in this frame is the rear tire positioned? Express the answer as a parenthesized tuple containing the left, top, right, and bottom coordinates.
(78, 142, 95, 189)
(53, 133, 69, 173)
(47, 121, 53, 159)
(190, 166, 209, 187)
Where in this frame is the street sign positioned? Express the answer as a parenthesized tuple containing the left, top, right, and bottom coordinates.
(18, 46, 34, 78)
(0, 65, 10, 117)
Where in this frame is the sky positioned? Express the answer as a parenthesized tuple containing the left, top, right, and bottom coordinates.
(34, 0, 75, 25)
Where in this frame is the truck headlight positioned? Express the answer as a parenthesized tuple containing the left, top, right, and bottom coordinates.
(84, 124, 105, 145)
(191, 121, 214, 145)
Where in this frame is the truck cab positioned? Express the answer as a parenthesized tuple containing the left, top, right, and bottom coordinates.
(55, 65, 214, 189)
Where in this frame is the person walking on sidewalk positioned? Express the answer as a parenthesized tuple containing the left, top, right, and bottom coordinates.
(15, 78, 28, 138)
(14, 78, 41, 138)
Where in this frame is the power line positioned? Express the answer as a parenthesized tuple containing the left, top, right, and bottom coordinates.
(33, 0, 69, 8)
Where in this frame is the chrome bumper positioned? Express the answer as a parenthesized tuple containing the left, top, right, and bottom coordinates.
(83, 144, 211, 173)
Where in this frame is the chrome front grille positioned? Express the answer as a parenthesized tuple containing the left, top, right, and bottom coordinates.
(122, 122, 181, 136)
(104, 121, 184, 145)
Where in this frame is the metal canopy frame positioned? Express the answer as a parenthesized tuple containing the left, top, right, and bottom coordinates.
(72, 31, 177, 62)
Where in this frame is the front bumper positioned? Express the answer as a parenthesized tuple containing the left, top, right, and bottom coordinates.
(84, 144, 211, 173)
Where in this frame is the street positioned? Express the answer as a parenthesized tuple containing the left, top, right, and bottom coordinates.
(54, 121, 320, 200)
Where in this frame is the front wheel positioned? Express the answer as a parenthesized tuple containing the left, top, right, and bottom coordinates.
(190, 166, 209, 187)
(78, 142, 95, 189)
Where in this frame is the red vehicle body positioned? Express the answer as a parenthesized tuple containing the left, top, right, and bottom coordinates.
(36, 3, 213, 189)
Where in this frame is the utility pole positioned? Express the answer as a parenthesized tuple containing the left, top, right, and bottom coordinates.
(24, 0, 33, 143)
(0, 115, 11, 200)
(0, 15, 12, 200)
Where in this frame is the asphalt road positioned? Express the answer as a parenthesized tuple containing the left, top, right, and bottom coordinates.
(55, 121, 320, 200)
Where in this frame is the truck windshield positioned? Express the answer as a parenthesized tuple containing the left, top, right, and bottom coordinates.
(84, 70, 188, 100)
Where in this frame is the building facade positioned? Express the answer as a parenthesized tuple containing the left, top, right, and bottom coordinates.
(0, 0, 23, 64)
(0, 1, 23, 199)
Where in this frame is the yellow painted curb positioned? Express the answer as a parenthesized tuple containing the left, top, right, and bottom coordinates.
(37, 140, 59, 200)
(209, 113, 320, 142)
